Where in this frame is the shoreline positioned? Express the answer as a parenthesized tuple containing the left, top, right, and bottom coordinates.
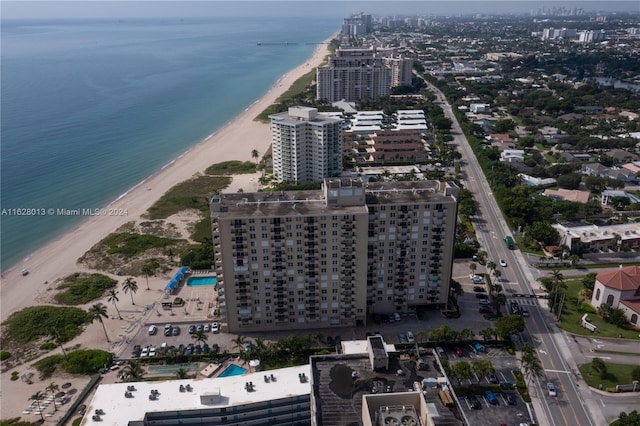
(0, 31, 337, 322)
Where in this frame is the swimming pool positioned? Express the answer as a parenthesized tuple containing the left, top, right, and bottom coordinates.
(218, 364, 246, 377)
(186, 276, 218, 287)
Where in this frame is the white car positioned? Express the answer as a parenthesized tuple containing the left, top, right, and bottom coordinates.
(148, 345, 157, 357)
(406, 331, 415, 343)
(499, 259, 507, 267)
(211, 322, 219, 333)
(140, 346, 150, 357)
(547, 382, 557, 397)
(148, 325, 157, 335)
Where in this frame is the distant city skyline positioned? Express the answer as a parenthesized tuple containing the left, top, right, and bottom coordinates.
(2, 1, 638, 20)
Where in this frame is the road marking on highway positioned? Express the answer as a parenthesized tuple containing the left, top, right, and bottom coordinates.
(538, 349, 547, 355)
(586, 355, 611, 360)
(600, 400, 606, 407)
(544, 369, 571, 374)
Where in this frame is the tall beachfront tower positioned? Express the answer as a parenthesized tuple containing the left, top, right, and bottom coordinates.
(210, 178, 459, 333)
(269, 106, 343, 184)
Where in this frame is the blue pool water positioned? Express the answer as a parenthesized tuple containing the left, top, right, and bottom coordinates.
(218, 364, 246, 377)
(186, 276, 217, 287)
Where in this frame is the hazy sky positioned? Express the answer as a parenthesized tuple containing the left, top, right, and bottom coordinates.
(2, 1, 638, 20)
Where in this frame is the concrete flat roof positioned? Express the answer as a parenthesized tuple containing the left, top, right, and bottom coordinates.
(82, 364, 311, 425)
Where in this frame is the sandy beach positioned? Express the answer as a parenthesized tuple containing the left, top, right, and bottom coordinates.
(0, 35, 334, 421)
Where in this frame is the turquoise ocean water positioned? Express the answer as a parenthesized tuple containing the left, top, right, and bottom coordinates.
(1, 16, 338, 270)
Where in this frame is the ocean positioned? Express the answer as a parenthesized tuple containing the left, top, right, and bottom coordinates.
(0, 16, 338, 270)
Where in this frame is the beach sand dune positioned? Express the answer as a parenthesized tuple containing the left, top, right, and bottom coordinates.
(0, 36, 334, 422)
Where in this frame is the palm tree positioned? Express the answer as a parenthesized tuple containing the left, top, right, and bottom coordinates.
(417, 330, 428, 343)
(30, 391, 46, 421)
(472, 360, 494, 384)
(492, 293, 507, 315)
(175, 367, 189, 379)
(492, 269, 502, 283)
(469, 262, 477, 276)
(232, 335, 246, 354)
(122, 277, 138, 305)
(460, 328, 475, 342)
(486, 260, 497, 275)
(107, 289, 122, 319)
(520, 344, 543, 384)
(191, 330, 208, 345)
(88, 303, 110, 342)
(251, 149, 260, 164)
(46, 382, 60, 411)
(123, 360, 145, 382)
(141, 258, 160, 290)
(479, 328, 494, 341)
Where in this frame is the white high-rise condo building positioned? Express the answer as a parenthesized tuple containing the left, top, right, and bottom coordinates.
(210, 178, 459, 333)
(270, 106, 343, 184)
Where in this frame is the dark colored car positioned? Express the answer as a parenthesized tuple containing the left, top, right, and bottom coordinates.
(326, 336, 334, 346)
(131, 345, 142, 357)
(476, 293, 489, 299)
(468, 395, 481, 409)
(479, 306, 493, 314)
(188, 324, 196, 334)
(334, 336, 342, 346)
(473, 286, 486, 293)
(211, 343, 220, 353)
(488, 373, 499, 384)
(202, 343, 210, 354)
(178, 344, 185, 354)
(454, 347, 463, 357)
(172, 325, 180, 336)
(193, 344, 202, 355)
(505, 393, 516, 405)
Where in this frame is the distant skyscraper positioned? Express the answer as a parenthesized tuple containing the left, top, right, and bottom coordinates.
(269, 106, 343, 184)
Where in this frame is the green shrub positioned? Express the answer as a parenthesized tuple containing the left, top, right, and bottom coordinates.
(0, 351, 10, 361)
(54, 272, 117, 305)
(205, 161, 256, 175)
(580, 302, 597, 314)
(507, 347, 515, 355)
(145, 175, 230, 219)
(2, 306, 92, 344)
(33, 354, 65, 379)
(62, 350, 112, 375)
(39, 342, 56, 350)
(102, 233, 179, 259)
(10, 371, 19, 381)
(72, 418, 83, 426)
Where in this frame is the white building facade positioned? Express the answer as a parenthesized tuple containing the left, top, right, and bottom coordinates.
(270, 106, 343, 184)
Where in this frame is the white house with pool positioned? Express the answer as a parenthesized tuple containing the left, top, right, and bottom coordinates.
(81, 364, 311, 425)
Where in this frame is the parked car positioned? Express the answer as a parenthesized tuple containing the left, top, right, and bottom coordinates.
(479, 299, 491, 305)
(148, 325, 157, 336)
(505, 393, 516, 405)
(140, 346, 150, 357)
(211, 344, 219, 353)
(193, 344, 202, 355)
(202, 343, 210, 354)
(468, 395, 481, 409)
(188, 324, 196, 334)
(488, 373, 499, 384)
(484, 390, 498, 405)
(471, 275, 484, 283)
(196, 324, 204, 332)
(435, 347, 445, 357)
(148, 345, 157, 357)
(163, 324, 173, 336)
(334, 336, 342, 347)
(406, 331, 415, 343)
(479, 306, 494, 314)
(172, 325, 180, 336)
(476, 293, 489, 299)
(211, 322, 219, 333)
(130, 345, 141, 358)
(398, 334, 408, 344)
(473, 286, 486, 292)
(547, 383, 557, 397)
(203, 323, 211, 333)
(454, 347, 463, 357)
(77, 404, 87, 415)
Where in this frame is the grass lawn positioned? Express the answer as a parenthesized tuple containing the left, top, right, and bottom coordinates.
(557, 279, 640, 340)
(578, 361, 638, 390)
(145, 175, 230, 219)
(205, 161, 257, 175)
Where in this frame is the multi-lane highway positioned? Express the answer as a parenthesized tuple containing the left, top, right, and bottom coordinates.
(427, 82, 606, 426)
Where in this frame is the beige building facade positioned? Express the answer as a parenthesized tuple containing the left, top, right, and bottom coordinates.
(211, 178, 458, 333)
